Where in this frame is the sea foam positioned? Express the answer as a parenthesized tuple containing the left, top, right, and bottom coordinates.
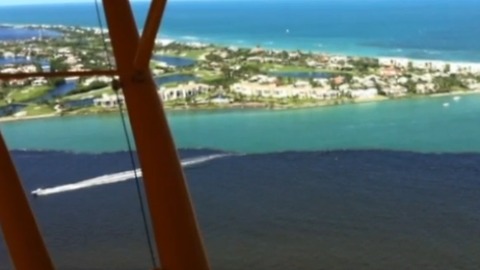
(31, 154, 230, 196)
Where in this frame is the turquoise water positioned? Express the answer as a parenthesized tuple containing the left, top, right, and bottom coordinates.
(0, 0, 480, 61)
(3, 2, 480, 268)
(2, 94, 480, 153)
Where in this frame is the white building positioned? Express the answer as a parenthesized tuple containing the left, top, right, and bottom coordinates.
(32, 78, 48, 86)
(349, 88, 378, 99)
(159, 82, 212, 101)
(379, 57, 410, 69)
(83, 76, 112, 86)
(93, 94, 125, 108)
(231, 82, 340, 100)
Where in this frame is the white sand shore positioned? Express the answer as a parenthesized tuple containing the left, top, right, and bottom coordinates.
(0, 113, 56, 123)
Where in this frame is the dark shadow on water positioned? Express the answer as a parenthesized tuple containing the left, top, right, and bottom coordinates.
(2, 149, 480, 269)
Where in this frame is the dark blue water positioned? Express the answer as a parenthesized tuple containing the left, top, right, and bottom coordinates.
(1, 1, 480, 61)
(39, 82, 77, 101)
(64, 98, 94, 109)
(155, 74, 196, 86)
(0, 57, 31, 65)
(0, 104, 27, 117)
(154, 55, 196, 67)
(0, 57, 49, 66)
(26, 82, 78, 104)
(1, 149, 480, 269)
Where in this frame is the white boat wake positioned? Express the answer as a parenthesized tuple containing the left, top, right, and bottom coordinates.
(31, 154, 229, 197)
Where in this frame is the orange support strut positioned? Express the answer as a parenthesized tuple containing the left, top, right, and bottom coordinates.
(134, 0, 168, 70)
(0, 132, 55, 270)
(102, 0, 211, 269)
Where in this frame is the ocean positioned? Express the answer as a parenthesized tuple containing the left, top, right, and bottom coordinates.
(2, 0, 480, 269)
(0, 0, 480, 61)
(2, 94, 480, 269)
(2, 93, 480, 154)
(1, 149, 480, 269)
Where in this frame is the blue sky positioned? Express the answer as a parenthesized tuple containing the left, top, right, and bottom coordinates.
(0, 0, 150, 5)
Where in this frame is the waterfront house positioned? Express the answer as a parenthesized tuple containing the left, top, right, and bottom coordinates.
(378, 57, 409, 69)
(160, 82, 212, 101)
(232, 81, 339, 100)
(293, 80, 309, 88)
(3, 51, 15, 59)
(32, 78, 48, 86)
(383, 85, 408, 97)
(93, 94, 125, 108)
(349, 88, 378, 99)
(0, 68, 17, 74)
(380, 67, 400, 77)
(83, 76, 112, 86)
(210, 95, 232, 104)
(20, 65, 38, 73)
(415, 83, 435, 94)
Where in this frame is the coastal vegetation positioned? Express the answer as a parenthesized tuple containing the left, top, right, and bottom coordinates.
(6, 86, 52, 103)
(2, 24, 480, 120)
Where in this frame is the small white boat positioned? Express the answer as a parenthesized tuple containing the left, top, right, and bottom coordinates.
(443, 102, 450, 107)
(31, 188, 43, 197)
(453, 96, 461, 101)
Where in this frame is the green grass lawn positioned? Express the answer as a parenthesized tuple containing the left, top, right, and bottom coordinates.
(262, 64, 354, 75)
(23, 104, 55, 116)
(6, 86, 53, 103)
(196, 70, 222, 82)
(268, 65, 315, 72)
(184, 50, 209, 59)
(62, 87, 114, 101)
(65, 106, 116, 116)
(162, 82, 181, 88)
(157, 72, 194, 78)
(155, 49, 209, 60)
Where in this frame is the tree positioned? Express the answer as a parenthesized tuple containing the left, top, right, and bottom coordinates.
(220, 65, 232, 79)
(433, 74, 466, 92)
(49, 78, 66, 87)
(205, 54, 224, 63)
(407, 61, 413, 71)
(234, 93, 246, 103)
(185, 95, 195, 105)
(444, 64, 451, 73)
(68, 81, 109, 96)
(33, 62, 43, 72)
(239, 64, 261, 75)
(329, 80, 337, 90)
(50, 58, 69, 72)
(350, 58, 379, 74)
(404, 79, 417, 93)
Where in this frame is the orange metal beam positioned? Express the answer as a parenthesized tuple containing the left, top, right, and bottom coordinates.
(134, 0, 168, 70)
(0, 70, 117, 80)
(102, 1, 210, 270)
(0, 132, 55, 270)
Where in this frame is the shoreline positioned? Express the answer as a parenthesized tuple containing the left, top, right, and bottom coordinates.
(0, 113, 57, 123)
(3, 91, 479, 124)
(2, 24, 480, 124)
(158, 38, 480, 66)
(3, 23, 480, 65)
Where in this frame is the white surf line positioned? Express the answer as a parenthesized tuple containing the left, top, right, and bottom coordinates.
(31, 154, 230, 197)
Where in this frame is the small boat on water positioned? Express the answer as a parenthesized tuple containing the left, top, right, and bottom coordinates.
(453, 96, 461, 101)
(443, 102, 450, 107)
(31, 188, 43, 197)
